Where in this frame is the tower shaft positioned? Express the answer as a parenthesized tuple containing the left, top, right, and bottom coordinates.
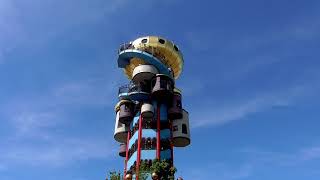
(113, 36, 190, 179)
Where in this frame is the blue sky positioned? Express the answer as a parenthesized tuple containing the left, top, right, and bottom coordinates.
(1, 0, 320, 179)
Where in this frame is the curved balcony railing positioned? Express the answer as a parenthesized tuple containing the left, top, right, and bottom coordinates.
(118, 43, 176, 80)
(118, 43, 134, 53)
(128, 83, 150, 94)
(118, 84, 130, 100)
(118, 82, 151, 99)
(118, 84, 130, 95)
(118, 43, 163, 62)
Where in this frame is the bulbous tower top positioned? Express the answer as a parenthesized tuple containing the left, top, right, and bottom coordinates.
(118, 36, 184, 80)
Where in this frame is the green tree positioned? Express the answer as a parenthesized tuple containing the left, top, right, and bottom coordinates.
(137, 160, 149, 180)
(108, 171, 121, 180)
(107, 159, 176, 180)
(150, 160, 176, 180)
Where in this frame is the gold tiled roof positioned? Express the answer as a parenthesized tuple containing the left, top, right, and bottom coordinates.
(123, 36, 184, 79)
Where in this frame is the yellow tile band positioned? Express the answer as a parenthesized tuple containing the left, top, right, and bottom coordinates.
(122, 36, 184, 80)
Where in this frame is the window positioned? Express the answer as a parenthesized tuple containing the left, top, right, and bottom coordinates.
(161, 122, 170, 129)
(142, 138, 146, 150)
(134, 123, 138, 132)
(173, 125, 178, 131)
(174, 45, 179, 51)
(124, 104, 130, 110)
(182, 124, 188, 134)
(176, 100, 182, 109)
(151, 79, 156, 88)
(134, 140, 138, 150)
(158, 38, 165, 44)
(167, 80, 173, 90)
(160, 79, 167, 88)
(151, 138, 157, 149)
(117, 121, 122, 128)
(141, 38, 147, 43)
(145, 121, 152, 129)
(147, 138, 152, 150)
(139, 82, 148, 92)
(161, 139, 171, 150)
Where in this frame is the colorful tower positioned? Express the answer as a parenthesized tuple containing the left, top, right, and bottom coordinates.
(113, 36, 190, 179)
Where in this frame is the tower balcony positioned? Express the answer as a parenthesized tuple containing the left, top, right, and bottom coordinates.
(113, 109, 129, 143)
(132, 64, 158, 84)
(119, 81, 151, 102)
(151, 74, 174, 102)
(118, 42, 134, 53)
(168, 88, 183, 120)
(128, 82, 150, 101)
(118, 84, 130, 100)
(118, 36, 184, 80)
(116, 99, 135, 125)
(119, 143, 126, 157)
(172, 109, 191, 147)
(141, 103, 154, 121)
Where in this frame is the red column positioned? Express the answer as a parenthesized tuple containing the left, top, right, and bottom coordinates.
(170, 120, 174, 166)
(124, 130, 131, 178)
(136, 115, 143, 180)
(156, 103, 161, 159)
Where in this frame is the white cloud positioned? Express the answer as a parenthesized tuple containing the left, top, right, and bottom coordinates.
(190, 94, 287, 128)
(300, 146, 320, 161)
(0, 0, 129, 64)
(3, 77, 118, 115)
(0, 0, 125, 169)
(182, 144, 320, 179)
(1, 93, 117, 168)
(0, 1, 125, 169)
(190, 82, 317, 128)
(240, 144, 320, 167)
(182, 162, 253, 180)
(0, 77, 120, 168)
(8, 111, 61, 142)
(52, 78, 118, 107)
(0, 137, 115, 167)
(0, 0, 27, 63)
(0, 76, 117, 139)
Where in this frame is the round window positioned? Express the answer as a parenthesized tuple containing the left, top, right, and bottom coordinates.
(174, 45, 179, 51)
(158, 38, 165, 44)
(141, 39, 147, 43)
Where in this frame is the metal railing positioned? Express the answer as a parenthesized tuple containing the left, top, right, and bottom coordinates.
(118, 82, 150, 96)
(118, 43, 134, 53)
(118, 43, 175, 78)
(118, 84, 130, 95)
(118, 43, 167, 64)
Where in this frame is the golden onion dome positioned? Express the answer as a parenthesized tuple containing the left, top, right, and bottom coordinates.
(123, 36, 184, 80)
